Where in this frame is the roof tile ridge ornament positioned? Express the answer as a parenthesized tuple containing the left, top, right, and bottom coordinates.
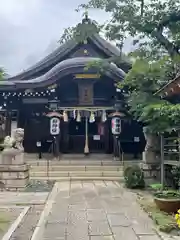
(85, 11, 88, 21)
(82, 11, 90, 24)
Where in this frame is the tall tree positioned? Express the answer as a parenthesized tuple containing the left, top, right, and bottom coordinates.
(78, 0, 180, 58)
(120, 55, 180, 134)
(75, 0, 180, 134)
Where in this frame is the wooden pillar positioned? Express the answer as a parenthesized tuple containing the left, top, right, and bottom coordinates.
(17, 107, 26, 129)
(17, 110, 21, 128)
(104, 120, 110, 153)
(54, 135, 60, 158)
(62, 121, 69, 153)
(113, 135, 119, 159)
(5, 111, 12, 136)
(58, 120, 62, 154)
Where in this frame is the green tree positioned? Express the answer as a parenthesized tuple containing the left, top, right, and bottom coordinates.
(58, 1, 180, 134)
(76, 0, 180, 134)
(121, 55, 180, 134)
(78, 0, 180, 58)
(0, 68, 6, 80)
(58, 27, 76, 44)
(58, 11, 102, 44)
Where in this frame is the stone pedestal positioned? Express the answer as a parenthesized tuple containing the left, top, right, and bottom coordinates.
(0, 150, 25, 165)
(142, 151, 156, 163)
(0, 151, 29, 190)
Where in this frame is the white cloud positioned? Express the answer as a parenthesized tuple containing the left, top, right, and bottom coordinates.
(0, 0, 132, 75)
(0, 0, 42, 25)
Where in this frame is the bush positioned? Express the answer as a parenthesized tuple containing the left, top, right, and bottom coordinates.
(123, 165, 145, 189)
(171, 166, 180, 189)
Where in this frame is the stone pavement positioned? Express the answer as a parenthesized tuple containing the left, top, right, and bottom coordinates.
(0, 192, 48, 205)
(41, 181, 162, 240)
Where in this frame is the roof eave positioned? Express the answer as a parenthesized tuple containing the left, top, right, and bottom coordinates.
(155, 74, 180, 97)
(0, 57, 125, 91)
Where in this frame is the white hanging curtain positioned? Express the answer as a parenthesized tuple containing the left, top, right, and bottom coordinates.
(89, 111, 95, 123)
(73, 110, 76, 119)
(101, 110, 107, 122)
(76, 110, 81, 122)
(63, 111, 68, 122)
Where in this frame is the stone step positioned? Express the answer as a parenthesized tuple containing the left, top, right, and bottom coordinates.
(59, 154, 113, 160)
(30, 170, 123, 178)
(27, 160, 123, 166)
(30, 176, 124, 181)
(27, 160, 140, 167)
(30, 165, 123, 171)
(44, 153, 136, 161)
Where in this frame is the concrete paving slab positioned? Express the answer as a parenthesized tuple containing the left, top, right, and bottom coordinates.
(33, 181, 163, 240)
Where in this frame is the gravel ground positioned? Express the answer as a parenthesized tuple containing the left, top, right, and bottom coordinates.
(0, 207, 23, 239)
(10, 205, 44, 240)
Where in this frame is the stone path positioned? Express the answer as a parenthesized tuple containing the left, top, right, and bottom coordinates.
(0, 192, 48, 205)
(10, 205, 44, 240)
(41, 181, 161, 240)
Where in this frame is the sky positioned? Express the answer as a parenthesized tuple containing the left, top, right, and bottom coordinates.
(0, 0, 133, 75)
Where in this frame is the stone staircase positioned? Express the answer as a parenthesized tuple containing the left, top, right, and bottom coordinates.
(27, 154, 140, 181)
(30, 165, 123, 181)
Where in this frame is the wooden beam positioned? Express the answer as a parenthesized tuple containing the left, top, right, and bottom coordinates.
(155, 74, 180, 97)
(74, 74, 100, 79)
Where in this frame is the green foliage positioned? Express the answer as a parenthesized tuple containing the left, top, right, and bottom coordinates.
(118, 55, 180, 134)
(0, 68, 6, 81)
(58, 0, 180, 135)
(123, 56, 178, 91)
(78, 0, 180, 57)
(150, 183, 163, 191)
(58, 11, 102, 44)
(154, 190, 180, 199)
(171, 166, 180, 189)
(123, 165, 145, 189)
(137, 196, 177, 233)
(75, 0, 180, 134)
(58, 27, 76, 44)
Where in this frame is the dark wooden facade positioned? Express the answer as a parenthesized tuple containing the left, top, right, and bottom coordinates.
(0, 17, 145, 156)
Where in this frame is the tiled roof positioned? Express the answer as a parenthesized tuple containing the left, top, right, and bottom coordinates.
(0, 57, 125, 90)
(7, 34, 130, 81)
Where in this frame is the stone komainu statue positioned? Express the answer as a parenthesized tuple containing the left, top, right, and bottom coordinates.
(12, 128, 24, 151)
(2, 128, 24, 154)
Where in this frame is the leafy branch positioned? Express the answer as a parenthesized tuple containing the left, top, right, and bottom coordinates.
(118, 55, 180, 133)
(78, 0, 180, 57)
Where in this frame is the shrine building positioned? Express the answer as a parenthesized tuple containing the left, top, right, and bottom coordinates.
(0, 16, 145, 157)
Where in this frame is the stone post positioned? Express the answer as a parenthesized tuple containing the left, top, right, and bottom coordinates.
(140, 127, 160, 184)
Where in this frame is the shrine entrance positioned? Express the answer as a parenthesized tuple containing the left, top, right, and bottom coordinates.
(68, 117, 108, 153)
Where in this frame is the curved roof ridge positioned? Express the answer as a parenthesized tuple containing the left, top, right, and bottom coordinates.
(0, 57, 125, 90)
(15, 57, 125, 83)
(7, 33, 131, 81)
